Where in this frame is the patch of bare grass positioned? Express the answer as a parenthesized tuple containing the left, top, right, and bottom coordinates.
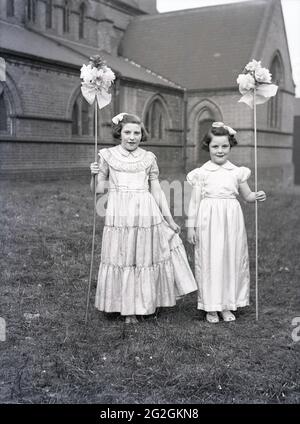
(0, 178, 299, 403)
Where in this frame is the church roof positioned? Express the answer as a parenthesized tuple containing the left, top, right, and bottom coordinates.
(0, 21, 181, 90)
(120, 0, 272, 90)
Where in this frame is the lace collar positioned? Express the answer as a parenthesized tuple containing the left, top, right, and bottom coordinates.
(202, 160, 236, 172)
(117, 144, 142, 158)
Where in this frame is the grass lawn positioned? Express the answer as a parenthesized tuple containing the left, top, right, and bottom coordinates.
(0, 177, 299, 404)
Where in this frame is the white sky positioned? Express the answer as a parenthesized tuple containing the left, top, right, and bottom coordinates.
(157, 0, 300, 96)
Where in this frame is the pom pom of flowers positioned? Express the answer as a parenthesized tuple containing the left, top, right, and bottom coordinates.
(80, 55, 115, 109)
(237, 59, 278, 108)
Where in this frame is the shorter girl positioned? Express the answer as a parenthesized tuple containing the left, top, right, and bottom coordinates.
(91, 113, 197, 324)
(186, 122, 266, 323)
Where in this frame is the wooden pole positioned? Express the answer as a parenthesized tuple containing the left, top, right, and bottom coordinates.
(85, 102, 98, 324)
(253, 87, 258, 321)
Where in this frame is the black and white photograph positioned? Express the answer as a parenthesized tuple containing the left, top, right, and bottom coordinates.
(0, 0, 299, 411)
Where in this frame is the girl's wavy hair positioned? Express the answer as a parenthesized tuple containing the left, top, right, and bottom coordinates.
(201, 126, 238, 151)
(112, 113, 148, 142)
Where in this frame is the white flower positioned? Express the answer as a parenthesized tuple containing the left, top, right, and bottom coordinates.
(255, 67, 272, 83)
(80, 64, 98, 83)
(96, 68, 104, 79)
(103, 67, 116, 84)
(245, 59, 262, 72)
(237, 73, 256, 91)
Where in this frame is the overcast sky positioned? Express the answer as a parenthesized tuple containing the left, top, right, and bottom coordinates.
(156, 0, 300, 96)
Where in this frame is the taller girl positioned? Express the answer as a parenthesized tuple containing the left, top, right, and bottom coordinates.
(91, 113, 196, 324)
(187, 122, 266, 323)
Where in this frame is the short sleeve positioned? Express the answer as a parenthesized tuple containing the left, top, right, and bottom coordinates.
(149, 157, 159, 181)
(186, 168, 203, 186)
(97, 149, 109, 181)
(238, 166, 251, 184)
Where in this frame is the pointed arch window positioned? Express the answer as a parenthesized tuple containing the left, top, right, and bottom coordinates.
(7, 0, 15, 17)
(72, 97, 94, 136)
(0, 94, 8, 132)
(72, 101, 79, 135)
(145, 98, 167, 140)
(198, 108, 215, 163)
(79, 3, 85, 39)
(46, 0, 53, 29)
(268, 54, 284, 129)
(72, 95, 112, 139)
(63, 1, 70, 33)
(27, 0, 36, 22)
(0, 85, 12, 134)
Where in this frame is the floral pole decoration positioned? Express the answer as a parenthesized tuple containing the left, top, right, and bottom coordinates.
(80, 55, 115, 324)
(237, 60, 278, 321)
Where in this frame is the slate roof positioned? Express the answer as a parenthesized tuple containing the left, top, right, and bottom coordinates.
(0, 20, 181, 90)
(120, 0, 271, 90)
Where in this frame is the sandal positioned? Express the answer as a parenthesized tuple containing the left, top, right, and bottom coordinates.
(206, 312, 219, 324)
(125, 315, 139, 325)
(220, 310, 236, 322)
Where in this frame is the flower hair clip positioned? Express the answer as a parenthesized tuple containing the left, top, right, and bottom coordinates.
(212, 122, 237, 136)
(112, 112, 127, 125)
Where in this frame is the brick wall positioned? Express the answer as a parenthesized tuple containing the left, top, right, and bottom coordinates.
(0, 58, 186, 176)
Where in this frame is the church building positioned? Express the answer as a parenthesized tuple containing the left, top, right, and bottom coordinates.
(0, 0, 295, 186)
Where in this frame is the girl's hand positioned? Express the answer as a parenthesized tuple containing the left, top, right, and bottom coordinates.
(169, 221, 181, 234)
(187, 228, 196, 245)
(90, 162, 100, 175)
(255, 191, 266, 202)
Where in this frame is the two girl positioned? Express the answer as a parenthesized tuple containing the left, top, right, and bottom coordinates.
(90, 116, 266, 324)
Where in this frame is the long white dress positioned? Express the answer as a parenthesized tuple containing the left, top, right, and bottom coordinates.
(95, 145, 197, 316)
(187, 160, 251, 312)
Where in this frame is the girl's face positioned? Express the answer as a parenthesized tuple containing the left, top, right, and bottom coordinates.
(120, 123, 142, 152)
(209, 135, 231, 165)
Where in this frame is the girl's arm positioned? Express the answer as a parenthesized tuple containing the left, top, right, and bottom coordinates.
(150, 179, 180, 232)
(90, 162, 106, 194)
(239, 181, 266, 203)
(187, 186, 201, 244)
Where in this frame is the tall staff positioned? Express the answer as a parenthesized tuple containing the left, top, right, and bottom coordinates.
(80, 56, 115, 324)
(237, 59, 278, 320)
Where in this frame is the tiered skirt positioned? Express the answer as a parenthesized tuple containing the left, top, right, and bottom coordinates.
(95, 190, 197, 315)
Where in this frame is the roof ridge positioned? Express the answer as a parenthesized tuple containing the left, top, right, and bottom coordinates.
(121, 56, 184, 90)
(134, 0, 267, 21)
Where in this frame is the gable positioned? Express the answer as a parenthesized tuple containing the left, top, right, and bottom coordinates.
(121, 0, 271, 90)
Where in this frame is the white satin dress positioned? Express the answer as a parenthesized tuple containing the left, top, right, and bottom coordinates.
(187, 160, 251, 312)
(95, 145, 197, 316)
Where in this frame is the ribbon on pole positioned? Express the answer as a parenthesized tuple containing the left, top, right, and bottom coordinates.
(80, 56, 115, 324)
(237, 60, 278, 321)
(81, 85, 112, 110)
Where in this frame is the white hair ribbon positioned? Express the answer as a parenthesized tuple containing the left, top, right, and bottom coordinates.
(212, 122, 237, 136)
(112, 112, 128, 125)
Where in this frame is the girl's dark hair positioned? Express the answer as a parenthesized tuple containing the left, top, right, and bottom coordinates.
(201, 126, 238, 151)
(112, 113, 148, 142)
